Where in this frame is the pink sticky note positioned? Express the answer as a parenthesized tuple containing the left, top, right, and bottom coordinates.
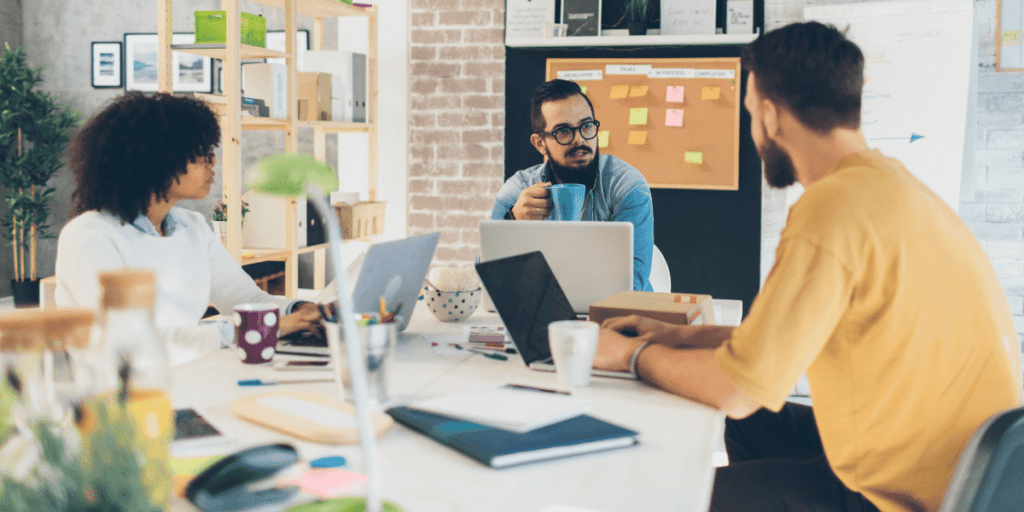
(281, 469, 368, 498)
(666, 109, 684, 127)
(666, 86, 685, 103)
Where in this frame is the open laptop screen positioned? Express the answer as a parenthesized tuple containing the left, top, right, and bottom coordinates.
(478, 220, 633, 314)
(475, 251, 577, 365)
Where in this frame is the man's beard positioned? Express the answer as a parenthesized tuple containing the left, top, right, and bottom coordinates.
(545, 144, 600, 187)
(758, 122, 797, 189)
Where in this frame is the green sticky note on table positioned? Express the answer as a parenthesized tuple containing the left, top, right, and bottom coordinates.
(684, 151, 703, 164)
(610, 85, 629, 99)
(629, 107, 648, 125)
(598, 130, 610, 148)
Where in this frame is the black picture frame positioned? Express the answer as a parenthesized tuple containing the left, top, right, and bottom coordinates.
(91, 41, 123, 88)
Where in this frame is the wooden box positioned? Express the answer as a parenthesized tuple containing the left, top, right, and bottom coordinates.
(334, 201, 385, 240)
(589, 291, 716, 326)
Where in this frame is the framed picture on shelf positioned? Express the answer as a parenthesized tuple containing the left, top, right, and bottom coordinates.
(265, 29, 310, 67)
(91, 42, 123, 88)
(124, 33, 213, 93)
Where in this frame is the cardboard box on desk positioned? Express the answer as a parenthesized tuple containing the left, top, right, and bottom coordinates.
(588, 291, 716, 326)
(297, 72, 332, 121)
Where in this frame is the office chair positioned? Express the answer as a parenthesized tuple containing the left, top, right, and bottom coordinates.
(650, 244, 671, 293)
(938, 406, 1024, 512)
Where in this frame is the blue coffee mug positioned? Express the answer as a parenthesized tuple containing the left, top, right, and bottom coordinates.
(548, 184, 585, 221)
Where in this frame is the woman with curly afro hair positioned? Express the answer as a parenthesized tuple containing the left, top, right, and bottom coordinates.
(55, 92, 321, 365)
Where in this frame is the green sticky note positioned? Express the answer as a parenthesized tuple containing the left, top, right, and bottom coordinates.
(628, 107, 648, 125)
(580, 85, 588, 94)
(684, 151, 703, 164)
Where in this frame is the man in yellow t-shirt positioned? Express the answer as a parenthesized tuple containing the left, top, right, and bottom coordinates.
(593, 22, 1022, 512)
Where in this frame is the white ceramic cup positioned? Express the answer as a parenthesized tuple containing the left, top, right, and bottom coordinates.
(548, 320, 600, 388)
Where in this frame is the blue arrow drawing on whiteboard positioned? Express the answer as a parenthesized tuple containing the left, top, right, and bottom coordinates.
(871, 133, 925, 143)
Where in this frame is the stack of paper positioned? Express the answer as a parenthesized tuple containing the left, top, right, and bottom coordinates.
(407, 385, 592, 433)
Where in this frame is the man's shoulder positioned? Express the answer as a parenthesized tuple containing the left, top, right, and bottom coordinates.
(599, 155, 650, 193)
(507, 163, 547, 184)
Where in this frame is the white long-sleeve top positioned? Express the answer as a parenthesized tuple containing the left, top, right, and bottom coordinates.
(55, 208, 292, 365)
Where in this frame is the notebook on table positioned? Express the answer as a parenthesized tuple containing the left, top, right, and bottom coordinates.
(474, 251, 637, 380)
(386, 406, 638, 469)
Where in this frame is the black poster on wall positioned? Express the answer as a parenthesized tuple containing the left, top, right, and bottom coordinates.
(562, 0, 601, 36)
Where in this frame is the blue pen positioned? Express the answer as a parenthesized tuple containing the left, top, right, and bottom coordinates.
(238, 378, 335, 386)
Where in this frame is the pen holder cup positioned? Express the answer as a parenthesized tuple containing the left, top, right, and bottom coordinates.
(339, 322, 397, 406)
(423, 286, 481, 322)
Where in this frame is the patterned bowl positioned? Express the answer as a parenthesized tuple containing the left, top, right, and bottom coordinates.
(423, 286, 482, 322)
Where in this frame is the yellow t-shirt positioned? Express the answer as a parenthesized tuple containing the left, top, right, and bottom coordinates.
(715, 150, 1022, 512)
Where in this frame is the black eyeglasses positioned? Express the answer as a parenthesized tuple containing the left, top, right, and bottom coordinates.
(537, 120, 601, 146)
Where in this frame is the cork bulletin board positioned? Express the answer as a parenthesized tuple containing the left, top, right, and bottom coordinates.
(546, 57, 742, 190)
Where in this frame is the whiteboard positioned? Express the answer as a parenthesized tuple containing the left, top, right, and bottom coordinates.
(999, 0, 1024, 70)
(801, 0, 977, 213)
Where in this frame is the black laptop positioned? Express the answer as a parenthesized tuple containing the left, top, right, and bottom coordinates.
(475, 251, 636, 380)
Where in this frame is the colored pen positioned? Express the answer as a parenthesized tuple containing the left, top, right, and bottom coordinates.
(452, 344, 508, 361)
(275, 350, 330, 358)
(238, 378, 335, 386)
(505, 384, 571, 395)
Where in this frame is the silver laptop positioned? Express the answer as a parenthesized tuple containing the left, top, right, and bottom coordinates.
(478, 220, 633, 314)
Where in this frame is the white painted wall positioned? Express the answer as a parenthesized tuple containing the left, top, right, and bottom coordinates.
(337, 0, 409, 240)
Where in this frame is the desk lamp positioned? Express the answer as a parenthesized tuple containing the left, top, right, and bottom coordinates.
(248, 153, 401, 512)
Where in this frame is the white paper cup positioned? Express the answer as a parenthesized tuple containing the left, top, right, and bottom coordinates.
(548, 320, 600, 388)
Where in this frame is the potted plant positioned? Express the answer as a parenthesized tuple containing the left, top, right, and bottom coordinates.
(0, 44, 78, 307)
(211, 196, 250, 240)
(624, 0, 652, 35)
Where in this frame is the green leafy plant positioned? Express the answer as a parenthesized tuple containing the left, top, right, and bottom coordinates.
(212, 197, 250, 222)
(0, 44, 79, 283)
(624, 0, 652, 23)
(0, 402, 163, 512)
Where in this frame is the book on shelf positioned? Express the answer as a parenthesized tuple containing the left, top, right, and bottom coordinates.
(386, 406, 639, 469)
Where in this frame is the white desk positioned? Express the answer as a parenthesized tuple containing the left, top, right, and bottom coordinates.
(171, 303, 724, 512)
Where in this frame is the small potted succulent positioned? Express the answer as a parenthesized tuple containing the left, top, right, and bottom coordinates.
(624, 0, 653, 35)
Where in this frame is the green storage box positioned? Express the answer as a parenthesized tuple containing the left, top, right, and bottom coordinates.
(195, 11, 266, 48)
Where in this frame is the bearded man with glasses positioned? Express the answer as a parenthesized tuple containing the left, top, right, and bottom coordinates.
(491, 79, 655, 291)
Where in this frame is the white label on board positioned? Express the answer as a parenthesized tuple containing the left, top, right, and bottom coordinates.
(648, 68, 736, 79)
(606, 64, 653, 75)
(557, 69, 603, 81)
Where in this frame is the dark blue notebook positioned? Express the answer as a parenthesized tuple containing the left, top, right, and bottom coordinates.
(386, 406, 639, 469)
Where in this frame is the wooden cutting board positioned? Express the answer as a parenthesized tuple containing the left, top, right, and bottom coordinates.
(231, 390, 393, 444)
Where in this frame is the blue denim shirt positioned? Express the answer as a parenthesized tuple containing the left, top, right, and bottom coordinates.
(491, 154, 654, 291)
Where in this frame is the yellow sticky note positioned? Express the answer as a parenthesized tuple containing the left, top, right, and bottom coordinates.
(580, 85, 588, 94)
(628, 107, 648, 125)
(684, 151, 703, 164)
(629, 85, 649, 97)
(610, 85, 629, 99)
(701, 86, 721, 100)
(628, 131, 647, 145)
(598, 130, 610, 148)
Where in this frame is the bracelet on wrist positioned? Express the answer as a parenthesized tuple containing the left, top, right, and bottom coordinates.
(629, 340, 654, 380)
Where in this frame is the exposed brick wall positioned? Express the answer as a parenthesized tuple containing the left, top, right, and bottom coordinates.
(408, 0, 506, 265)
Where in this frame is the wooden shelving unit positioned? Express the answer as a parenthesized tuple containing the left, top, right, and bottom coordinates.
(157, 0, 378, 297)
